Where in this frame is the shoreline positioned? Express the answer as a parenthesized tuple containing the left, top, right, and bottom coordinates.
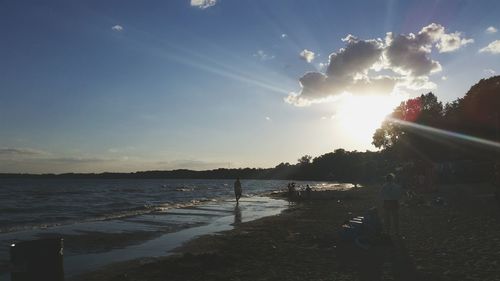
(72, 187, 375, 281)
(0, 195, 289, 280)
(73, 183, 500, 281)
(65, 196, 288, 278)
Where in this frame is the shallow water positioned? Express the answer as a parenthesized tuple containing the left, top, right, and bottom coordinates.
(0, 179, 350, 279)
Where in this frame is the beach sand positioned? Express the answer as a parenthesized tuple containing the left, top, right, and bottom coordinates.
(72, 183, 500, 281)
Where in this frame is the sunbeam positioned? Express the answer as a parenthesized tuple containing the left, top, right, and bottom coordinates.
(388, 117, 500, 151)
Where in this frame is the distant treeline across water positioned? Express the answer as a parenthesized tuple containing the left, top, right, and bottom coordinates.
(0, 150, 495, 184)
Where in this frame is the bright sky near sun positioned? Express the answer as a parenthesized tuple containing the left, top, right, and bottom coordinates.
(1, 0, 500, 173)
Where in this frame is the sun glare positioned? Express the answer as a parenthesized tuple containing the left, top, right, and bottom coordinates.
(337, 94, 403, 143)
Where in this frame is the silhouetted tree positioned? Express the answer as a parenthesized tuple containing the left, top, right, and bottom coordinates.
(372, 92, 445, 161)
(297, 155, 312, 165)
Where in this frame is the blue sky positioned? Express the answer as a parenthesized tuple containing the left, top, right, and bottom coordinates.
(1, 0, 500, 173)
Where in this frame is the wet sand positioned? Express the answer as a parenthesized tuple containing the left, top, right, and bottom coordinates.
(0, 196, 288, 280)
(72, 183, 500, 281)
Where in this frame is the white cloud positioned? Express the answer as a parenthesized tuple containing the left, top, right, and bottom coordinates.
(486, 26, 498, 34)
(265, 116, 271, 121)
(111, 25, 123, 32)
(190, 0, 217, 9)
(286, 23, 472, 106)
(441, 76, 448, 81)
(479, 40, 500, 54)
(436, 32, 474, 53)
(299, 49, 315, 63)
(484, 69, 496, 76)
(253, 50, 275, 61)
(281, 33, 288, 39)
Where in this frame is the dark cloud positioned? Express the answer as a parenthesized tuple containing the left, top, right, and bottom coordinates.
(384, 31, 441, 77)
(287, 23, 473, 106)
(326, 35, 383, 78)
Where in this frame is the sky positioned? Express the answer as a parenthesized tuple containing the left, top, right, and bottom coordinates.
(1, 0, 500, 173)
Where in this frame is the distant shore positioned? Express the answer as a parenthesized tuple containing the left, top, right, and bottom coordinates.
(72, 183, 500, 281)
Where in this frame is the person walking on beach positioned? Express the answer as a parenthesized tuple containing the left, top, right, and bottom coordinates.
(234, 177, 242, 204)
(379, 173, 402, 235)
(305, 184, 312, 199)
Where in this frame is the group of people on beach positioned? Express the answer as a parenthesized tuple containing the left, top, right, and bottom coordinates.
(287, 182, 312, 200)
(234, 175, 403, 235)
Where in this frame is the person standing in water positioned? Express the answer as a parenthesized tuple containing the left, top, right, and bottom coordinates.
(234, 178, 242, 204)
(379, 173, 402, 235)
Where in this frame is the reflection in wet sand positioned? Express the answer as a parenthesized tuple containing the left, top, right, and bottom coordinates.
(233, 205, 242, 225)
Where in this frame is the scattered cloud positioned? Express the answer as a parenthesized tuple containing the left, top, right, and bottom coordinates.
(299, 49, 315, 63)
(479, 40, 500, 54)
(435, 32, 473, 53)
(111, 25, 123, 32)
(0, 147, 47, 156)
(286, 23, 473, 106)
(265, 116, 271, 121)
(484, 69, 496, 75)
(190, 0, 217, 9)
(42, 157, 112, 164)
(254, 50, 275, 61)
(281, 33, 288, 39)
(486, 26, 498, 34)
(441, 76, 448, 81)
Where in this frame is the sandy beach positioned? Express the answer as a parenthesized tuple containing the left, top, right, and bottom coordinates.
(71, 183, 500, 281)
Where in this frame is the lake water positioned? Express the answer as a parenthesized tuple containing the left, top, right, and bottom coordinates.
(0, 178, 349, 278)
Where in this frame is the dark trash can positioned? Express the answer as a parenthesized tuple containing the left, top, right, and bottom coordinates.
(10, 238, 64, 281)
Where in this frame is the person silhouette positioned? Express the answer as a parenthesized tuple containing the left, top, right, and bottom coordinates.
(305, 184, 312, 199)
(234, 178, 242, 204)
(379, 173, 402, 235)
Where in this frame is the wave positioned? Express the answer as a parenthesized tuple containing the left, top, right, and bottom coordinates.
(0, 197, 222, 234)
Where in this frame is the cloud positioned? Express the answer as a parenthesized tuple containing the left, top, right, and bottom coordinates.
(265, 116, 271, 121)
(486, 26, 498, 34)
(479, 40, 500, 54)
(254, 50, 275, 61)
(441, 76, 447, 81)
(299, 49, 315, 63)
(435, 32, 473, 53)
(286, 23, 472, 106)
(484, 69, 496, 76)
(43, 157, 112, 164)
(190, 0, 217, 9)
(0, 147, 47, 157)
(329, 35, 384, 77)
(111, 25, 123, 32)
(281, 33, 288, 39)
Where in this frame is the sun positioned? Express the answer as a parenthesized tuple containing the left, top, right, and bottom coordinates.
(336, 94, 403, 143)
